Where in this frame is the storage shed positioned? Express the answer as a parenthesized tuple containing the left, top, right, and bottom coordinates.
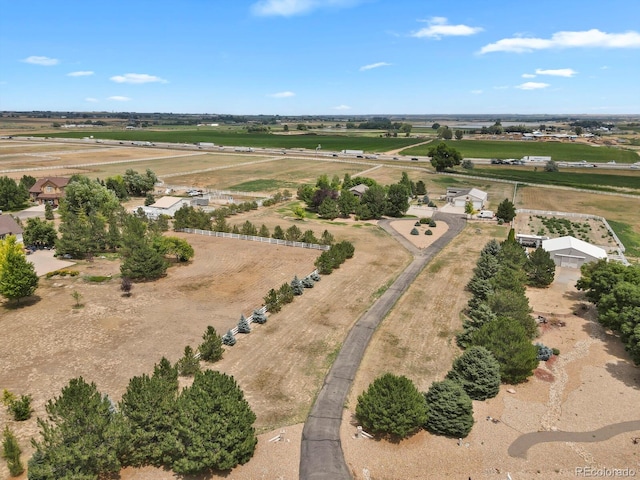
(542, 236, 607, 268)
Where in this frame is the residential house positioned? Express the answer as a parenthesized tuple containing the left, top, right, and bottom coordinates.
(348, 184, 369, 198)
(0, 214, 23, 243)
(29, 177, 70, 207)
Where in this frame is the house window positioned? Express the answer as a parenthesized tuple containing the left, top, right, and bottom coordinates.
(45, 186, 53, 193)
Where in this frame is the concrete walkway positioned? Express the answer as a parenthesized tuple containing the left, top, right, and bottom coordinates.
(299, 213, 466, 479)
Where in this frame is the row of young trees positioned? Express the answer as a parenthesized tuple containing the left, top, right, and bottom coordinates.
(577, 260, 640, 364)
(26, 362, 257, 478)
(457, 235, 554, 383)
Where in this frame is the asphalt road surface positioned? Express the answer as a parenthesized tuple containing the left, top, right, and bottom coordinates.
(299, 213, 466, 479)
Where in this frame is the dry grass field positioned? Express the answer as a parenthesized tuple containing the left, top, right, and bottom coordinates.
(1, 139, 639, 479)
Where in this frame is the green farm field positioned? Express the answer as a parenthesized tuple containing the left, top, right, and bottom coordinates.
(459, 167, 640, 193)
(27, 130, 423, 152)
(402, 139, 639, 163)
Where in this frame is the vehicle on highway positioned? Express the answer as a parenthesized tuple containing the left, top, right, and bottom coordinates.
(411, 157, 418, 161)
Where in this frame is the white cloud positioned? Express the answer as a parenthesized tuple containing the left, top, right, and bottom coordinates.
(110, 73, 167, 84)
(108, 96, 131, 101)
(269, 91, 295, 98)
(68, 71, 94, 77)
(516, 82, 550, 90)
(251, 0, 360, 17)
(333, 104, 351, 110)
(412, 16, 483, 39)
(480, 28, 640, 54)
(535, 68, 577, 77)
(85, 97, 99, 102)
(359, 62, 391, 71)
(522, 73, 536, 78)
(22, 56, 59, 66)
(493, 85, 510, 90)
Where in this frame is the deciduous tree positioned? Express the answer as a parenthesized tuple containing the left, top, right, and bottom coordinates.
(427, 142, 462, 172)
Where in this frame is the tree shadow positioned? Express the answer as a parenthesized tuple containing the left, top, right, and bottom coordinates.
(581, 316, 636, 364)
(1, 294, 42, 309)
(605, 361, 640, 391)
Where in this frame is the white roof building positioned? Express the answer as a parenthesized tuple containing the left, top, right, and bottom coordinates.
(137, 196, 191, 219)
(542, 236, 607, 268)
(446, 187, 488, 210)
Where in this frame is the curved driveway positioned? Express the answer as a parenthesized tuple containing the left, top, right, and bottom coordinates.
(299, 213, 466, 479)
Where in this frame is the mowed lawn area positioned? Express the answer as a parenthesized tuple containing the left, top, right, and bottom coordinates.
(29, 130, 423, 153)
(402, 139, 639, 163)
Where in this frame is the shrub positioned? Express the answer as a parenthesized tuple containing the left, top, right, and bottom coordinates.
(425, 229, 433, 235)
(278, 282, 294, 304)
(310, 272, 321, 282)
(536, 343, 553, 361)
(419, 217, 429, 224)
(302, 277, 315, 288)
(410, 228, 419, 235)
(428, 219, 436, 227)
(291, 276, 304, 296)
(552, 348, 560, 356)
(424, 380, 474, 438)
(356, 373, 428, 439)
(8, 394, 32, 421)
(414, 221, 421, 227)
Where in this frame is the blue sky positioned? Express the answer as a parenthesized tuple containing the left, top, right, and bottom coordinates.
(1, 0, 639, 115)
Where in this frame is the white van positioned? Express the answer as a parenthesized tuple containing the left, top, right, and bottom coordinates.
(478, 210, 494, 219)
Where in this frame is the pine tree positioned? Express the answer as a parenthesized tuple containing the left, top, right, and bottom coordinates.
(301, 277, 315, 288)
(258, 224, 270, 238)
(264, 288, 281, 313)
(0, 237, 38, 303)
(271, 225, 285, 240)
(28, 377, 127, 479)
(176, 346, 200, 376)
(481, 239, 501, 257)
(356, 373, 428, 438)
(470, 316, 539, 384)
(456, 303, 497, 348)
(424, 380, 474, 438)
(198, 326, 223, 362)
(278, 282, 294, 304)
(44, 202, 54, 220)
(2, 426, 24, 477)
(120, 244, 168, 280)
(446, 346, 501, 400)
(172, 371, 257, 474)
(237, 314, 251, 334)
(119, 358, 179, 467)
(526, 247, 556, 287)
(496, 198, 516, 222)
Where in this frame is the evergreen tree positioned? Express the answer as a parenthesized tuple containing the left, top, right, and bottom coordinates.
(264, 288, 281, 313)
(356, 373, 428, 438)
(0, 176, 29, 211)
(481, 239, 501, 256)
(319, 229, 335, 246)
(300, 229, 318, 244)
(302, 276, 315, 288)
(172, 371, 257, 474)
(198, 326, 223, 362)
(237, 314, 251, 333)
(222, 330, 236, 346)
(415, 180, 427, 196)
(285, 225, 302, 241)
(44, 203, 54, 220)
(456, 303, 497, 348)
(28, 377, 127, 479)
(2, 426, 24, 477)
(271, 225, 285, 240)
(488, 289, 537, 338)
(337, 191, 359, 217)
(252, 309, 267, 324)
(0, 237, 38, 303)
(240, 220, 257, 236)
(385, 183, 410, 217)
(472, 252, 500, 280)
(291, 275, 304, 295)
(446, 346, 501, 400)
(278, 282, 294, 304)
(318, 198, 340, 219)
(424, 380, 474, 438)
(496, 198, 516, 222)
(119, 358, 179, 467)
(120, 244, 168, 280)
(176, 346, 200, 377)
(526, 247, 556, 287)
(258, 224, 270, 238)
(470, 317, 539, 384)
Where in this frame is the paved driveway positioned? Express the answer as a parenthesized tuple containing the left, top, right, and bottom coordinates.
(299, 213, 466, 479)
(27, 249, 75, 276)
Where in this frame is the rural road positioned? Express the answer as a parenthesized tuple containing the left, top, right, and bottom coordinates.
(299, 212, 466, 479)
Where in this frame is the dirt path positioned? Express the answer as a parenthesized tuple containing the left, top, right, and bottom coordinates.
(384, 139, 434, 156)
(299, 213, 466, 480)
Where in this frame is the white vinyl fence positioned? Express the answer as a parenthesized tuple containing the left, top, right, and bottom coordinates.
(177, 228, 330, 251)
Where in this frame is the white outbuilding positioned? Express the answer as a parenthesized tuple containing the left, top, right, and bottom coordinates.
(446, 187, 488, 210)
(542, 236, 607, 268)
(137, 196, 191, 220)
